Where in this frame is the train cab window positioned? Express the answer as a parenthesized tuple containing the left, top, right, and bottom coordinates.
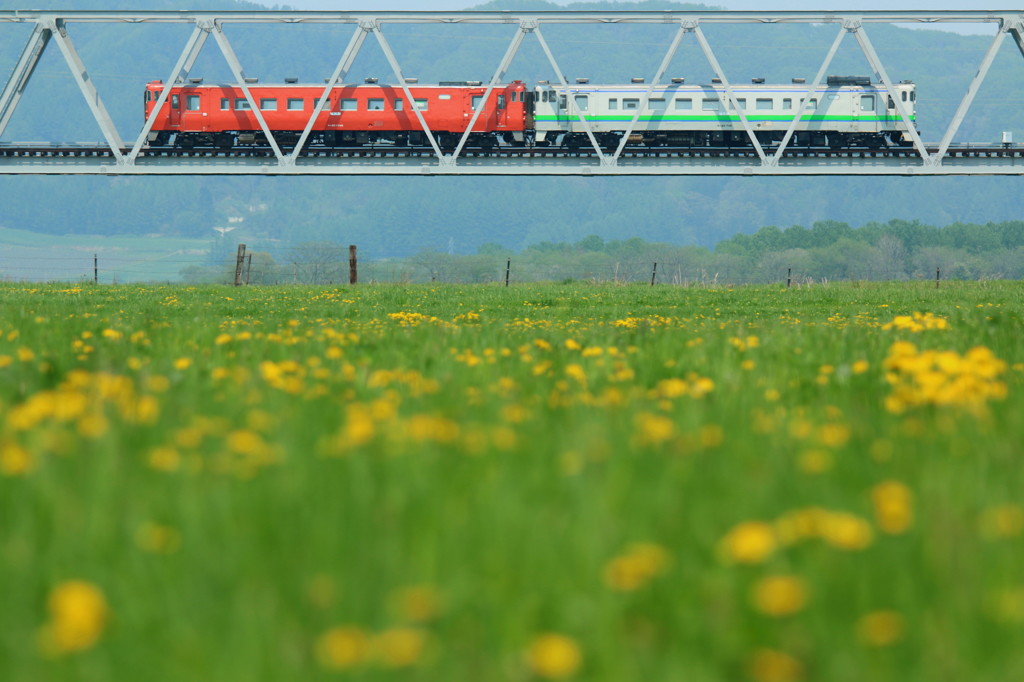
(340, 99, 358, 111)
(674, 98, 692, 110)
(860, 95, 875, 112)
(368, 98, 385, 111)
(510, 92, 517, 102)
(608, 98, 618, 110)
(413, 98, 428, 111)
(471, 95, 483, 110)
(756, 98, 773, 111)
(498, 95, 506, 109)
(393, 98, 404, 111)
(702, 98, 720, 111)
(648, 98, 667, 111)
(234, 98, 251, 110)
(220, 98, 230, 111)
(573, 95, 588, 112)
(623, 98, 639, 110)
(782, 98, 792, 110)
(260, 98, 277, 111)
(287, 98, 304, 111)
(910, 91, 915, 102)
(171, 94, 180, 109)
(186, 95, 201, 111)
(901, 91, 907, 101)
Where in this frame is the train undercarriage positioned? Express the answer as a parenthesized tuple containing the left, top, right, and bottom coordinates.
(153, 128, 911, 151)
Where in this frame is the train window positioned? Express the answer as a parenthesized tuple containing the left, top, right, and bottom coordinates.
(510, 92, 517, 102)
(234, 98, 251, 111)
(558, 95, 566, 109)
(888, 95, 895, 109)
(573, 95, 588, 112)
(608, 98, 618, 110)
(313, 97, 326, 110)
(623, 98, 639, 110)
(340, 99, 358, 111)
(287, 98, 304, 111)
(734, 98, 746, 109)
(471, 96, 483, 110)
(910, 91, 915, 102)
(260, 98, 277, 111)
(220, 98, 230, 111)
(756, 98, 773, 111)
(438, 94, 451, 100)
(413, 99, 428, 111)
(782, 98, 792, 110)
(186, 95, 201, 111)
(171, 94, 180, 109)
(806, 98, 817, 110)
(860, 95, 875, 112)
(901, 91, 907, 101)
(702, 99, 719, 111)
(368, 98, 385, 111)
(498, 95, 506, 109)
(394, 98, 404, 111)
(649, 98, 667, 111)
(674, 98, 692, 110)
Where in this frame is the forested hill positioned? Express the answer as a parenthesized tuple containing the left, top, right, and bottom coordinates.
(0, 0, 1022, 259)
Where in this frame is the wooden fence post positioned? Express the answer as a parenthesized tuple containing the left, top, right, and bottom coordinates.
(650, 262, 658, 286)
(349, 245, 358, 285)
(505, 259, 511, 287)
(233, 244, 246, 287)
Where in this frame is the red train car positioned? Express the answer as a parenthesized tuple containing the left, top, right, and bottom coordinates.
(144, 79, 530, 149)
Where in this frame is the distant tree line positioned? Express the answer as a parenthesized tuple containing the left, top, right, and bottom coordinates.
(180, 219, 1024, 285)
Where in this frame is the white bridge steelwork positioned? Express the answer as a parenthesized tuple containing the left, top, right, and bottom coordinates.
(1, 9, 1024, 176)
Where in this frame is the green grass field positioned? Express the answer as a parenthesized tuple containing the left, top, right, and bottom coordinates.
(2, 280, 1023, 681)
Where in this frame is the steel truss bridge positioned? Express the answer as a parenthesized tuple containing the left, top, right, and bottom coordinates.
(1, 9, 1024, 176)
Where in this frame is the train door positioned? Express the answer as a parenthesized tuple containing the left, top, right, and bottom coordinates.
(169, 93, 181, 128)
(181, 92, 206, 132)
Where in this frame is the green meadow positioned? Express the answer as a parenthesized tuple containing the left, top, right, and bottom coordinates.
(1, 280, 1023, 681)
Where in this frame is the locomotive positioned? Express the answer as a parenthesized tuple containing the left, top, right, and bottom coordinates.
(144, 75, 916, 150)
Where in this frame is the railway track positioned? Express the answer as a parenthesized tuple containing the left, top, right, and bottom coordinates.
(1, 144, 1021, 160)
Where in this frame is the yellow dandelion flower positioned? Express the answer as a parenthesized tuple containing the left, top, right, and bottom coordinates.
(979, 504, 1024, 540)
(373, 627, 428, 668)
(819, 512, 873, 550)
(390, 585, 443, 623)
(173, 357, 191, 371)
(38, 581, 108, 656)
(797, 449, 833, 474)
(134, 522, 182, 555)
(0, 441, 33, 476)
(525, 633, 582, 679)
(748, 648, 804, 682)
(852, 360, 870, 374)
(315, 627, 369, 670)
(856, 610, 906, 646)
(635, 413, 675, 445)
(751, 575, 808, 617)
(603, 543, 671, 592)
(871, 481, 914, 534)
(719, 521, 777, 564)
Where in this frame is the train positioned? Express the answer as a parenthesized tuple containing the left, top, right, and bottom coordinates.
(144, 75, 916, 151)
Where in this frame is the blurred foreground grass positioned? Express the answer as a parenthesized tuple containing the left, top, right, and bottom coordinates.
(1, 280, 1023, 681)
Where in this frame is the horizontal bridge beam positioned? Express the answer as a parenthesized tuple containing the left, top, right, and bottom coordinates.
(0, 10, 1020, 25)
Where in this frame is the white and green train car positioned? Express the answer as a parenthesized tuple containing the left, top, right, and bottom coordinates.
(532, 76, 916, 149)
